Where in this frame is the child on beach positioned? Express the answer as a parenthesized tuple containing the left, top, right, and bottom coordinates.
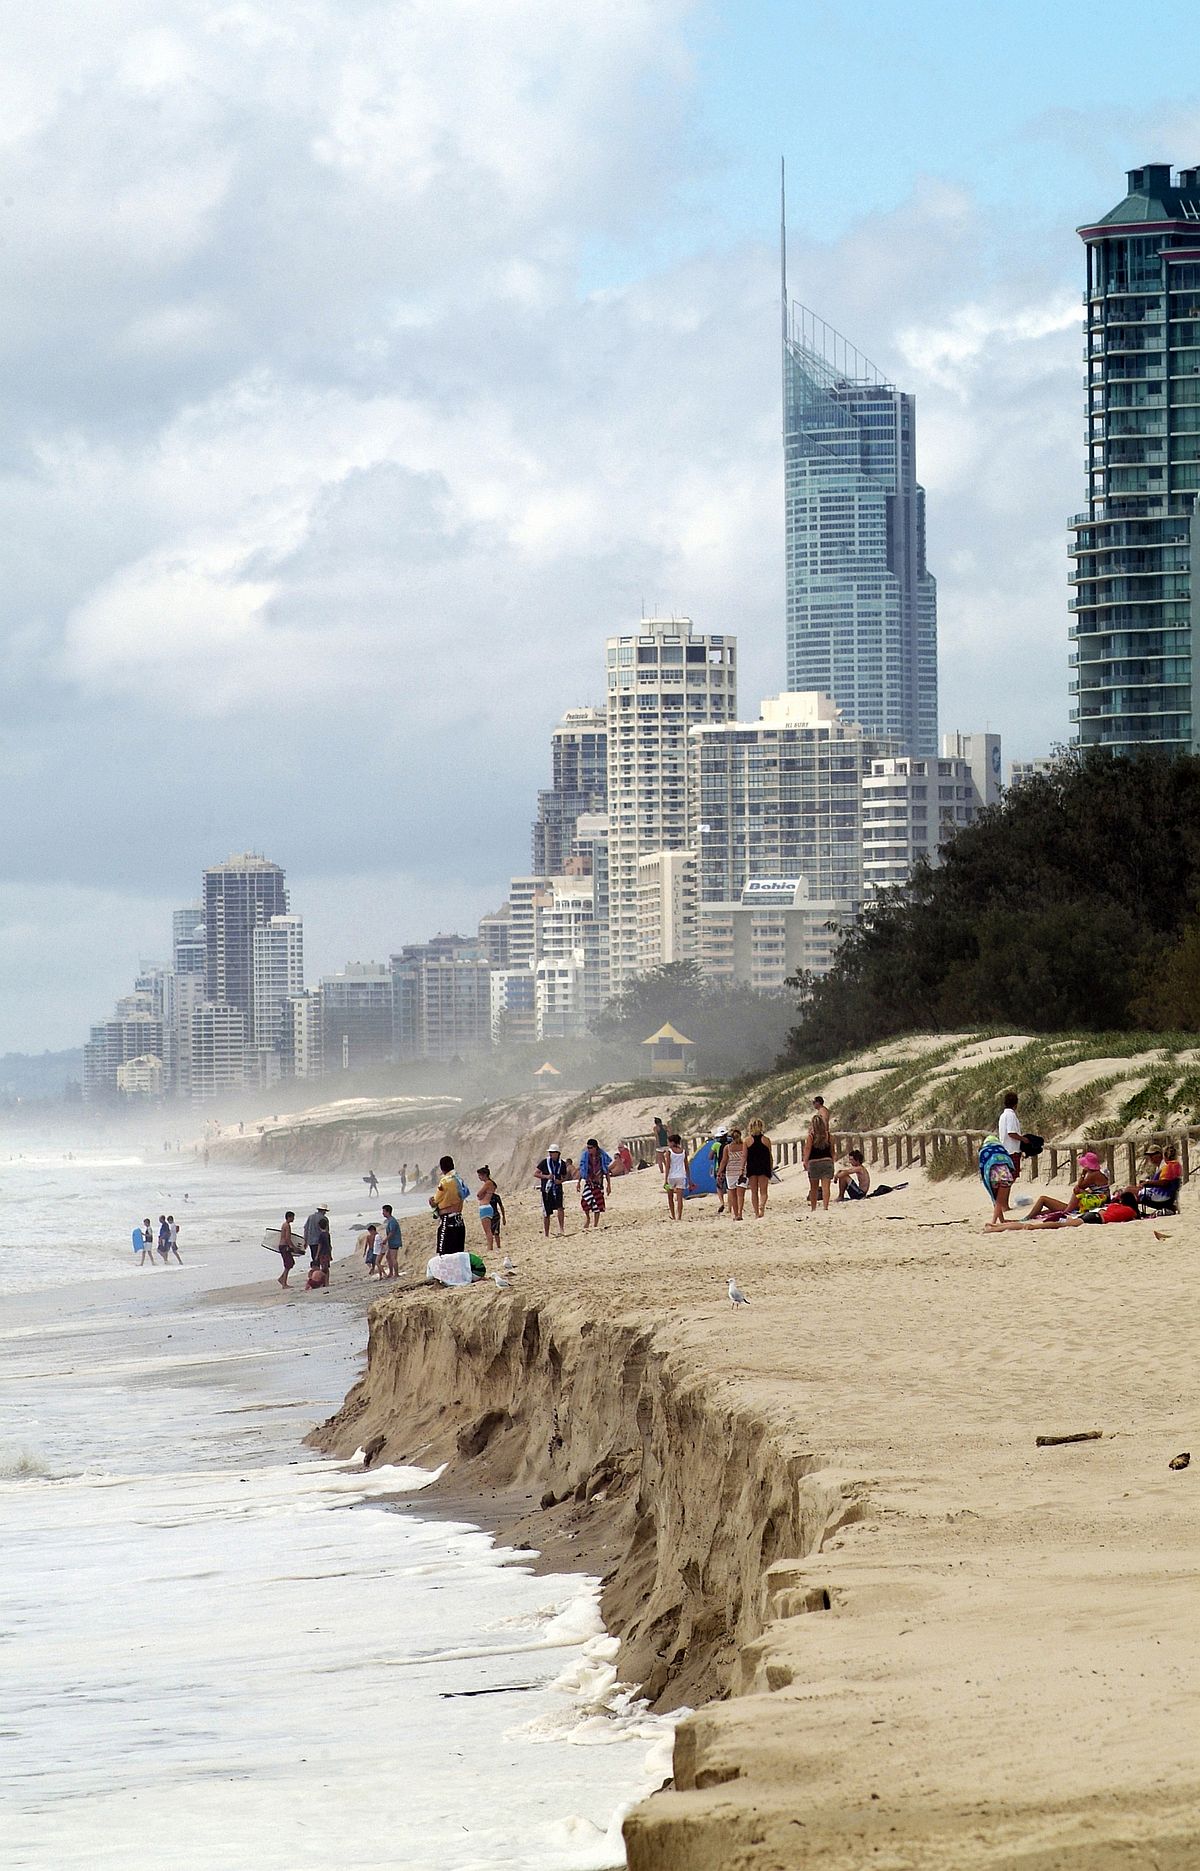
(663, 1135, 695, 1220)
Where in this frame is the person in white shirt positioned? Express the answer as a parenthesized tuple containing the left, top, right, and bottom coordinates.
(998, 1092, 1023, 1176)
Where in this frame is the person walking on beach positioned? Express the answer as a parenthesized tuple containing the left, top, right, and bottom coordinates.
(381, 1203, 403, 1278)
(156, 1215, 171, 1263)
(132, 1220, 155, 1267)
(745, 1120, 773, 1218)
(534, 1146, 567, 1237)
(166, 1215, 182, 1263)
(577, 1138, 612, 1229)
(276, 1210, 298, 1286)
(718, 1127, 748, 1219)
(803, 1097, 836, 1212)
(400, 1163, 408, 1194)
(998, 1091, 1023, 1179)
(364, 1169, 379, 1198)
(303, 1205, 327, 1268)
(429, 1156, 469, 1256)
(653, 1116, 669, 1175)
(663, 1134, 694, 1221)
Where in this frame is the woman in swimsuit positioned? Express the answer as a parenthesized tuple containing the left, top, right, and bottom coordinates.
(745, 1120, 773, 1219)
(476, 1167, 499, 1251)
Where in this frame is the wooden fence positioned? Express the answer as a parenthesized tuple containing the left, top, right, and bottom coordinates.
(621, 1127, 1193, 1186)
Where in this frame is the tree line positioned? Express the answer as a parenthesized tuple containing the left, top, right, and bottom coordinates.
(783, 749, 1200, 1064)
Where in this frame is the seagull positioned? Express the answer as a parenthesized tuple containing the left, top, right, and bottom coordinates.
(502, 1254, 517, 1273)
(727, 1275, 749, 1309)
(493, 1273, 512, 1290)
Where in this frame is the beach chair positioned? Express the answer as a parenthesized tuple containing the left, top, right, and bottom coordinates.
(1136, 1177, 1181, 1219)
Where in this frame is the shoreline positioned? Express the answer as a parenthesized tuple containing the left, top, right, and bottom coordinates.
(306, 1156, 1199, 1868)
(4, 1167, 671, 1870)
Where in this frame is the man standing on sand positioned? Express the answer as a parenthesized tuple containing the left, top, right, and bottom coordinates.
(132, 1221, 155, 1266)
(429, 1156, 469, 1256)
(400, 1163, 408, 1194)
(534, 1146, 567, 1238)
(365, 1170, 379, 1197)
(166, 1215, 182, 1264)
(653, 1116, 669, 1175)
(304, 1205, 328, 1268)
(277, 1211, 298, 1288)
(998, 1091, 1023, 1178)
(381, 1203, 403, 1278)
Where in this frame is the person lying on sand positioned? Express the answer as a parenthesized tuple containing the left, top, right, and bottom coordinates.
(986, 1189, 1140, 1231)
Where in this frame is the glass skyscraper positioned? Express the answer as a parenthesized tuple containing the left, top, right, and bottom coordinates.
(1070, 164, 1200, 754)
(783, 302, 938, 757)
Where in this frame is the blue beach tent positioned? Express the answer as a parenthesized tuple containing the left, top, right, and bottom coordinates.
(684, 1138, 719, 1197)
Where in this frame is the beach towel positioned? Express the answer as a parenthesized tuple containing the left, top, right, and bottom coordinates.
(978, 1136, 1014, 1196)
(426, 1250, 473, 1286)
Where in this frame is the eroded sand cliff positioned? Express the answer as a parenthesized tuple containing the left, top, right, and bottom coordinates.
(315, 1150, 1199, 1869)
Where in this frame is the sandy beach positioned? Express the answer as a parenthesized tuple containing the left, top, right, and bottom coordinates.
(315, 1135, 1199, 1869)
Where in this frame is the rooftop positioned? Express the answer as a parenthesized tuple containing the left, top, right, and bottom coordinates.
(1081, 163, 1200, 234)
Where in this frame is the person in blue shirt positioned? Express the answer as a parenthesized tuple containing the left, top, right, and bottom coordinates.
(381, 1203, 403, 1279)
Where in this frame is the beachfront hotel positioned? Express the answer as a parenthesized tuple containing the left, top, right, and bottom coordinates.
(783, 302, 939, 757)
(1069, 163, 1200, 755)
(604, 616, 737, 994)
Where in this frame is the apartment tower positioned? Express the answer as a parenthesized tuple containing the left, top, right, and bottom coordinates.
(605, 617, 736, 992)
(203, 853, 289, 1041)
(783, 259, 938, 755)
(1070, 163, 1200, 753)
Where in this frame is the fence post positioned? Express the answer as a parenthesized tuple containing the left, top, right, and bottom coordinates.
(882, 1137, 890, 1168)
(919, 1136, 927, 1167)
(1125, 1142, 1136, 1187)
(1182, 1137, 1191, 1184)
(1049, 1145, 1058, 1181)
(1104, 1143, 1115, 1186)
(1068, 1146, 1078, 1183)
(870, 1135, 878, 1164)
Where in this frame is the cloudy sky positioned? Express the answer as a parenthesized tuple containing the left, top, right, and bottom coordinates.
(2, 1, 1196, 1050)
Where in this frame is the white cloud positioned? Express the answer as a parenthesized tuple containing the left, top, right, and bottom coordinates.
(0, 2, 1172, 1047)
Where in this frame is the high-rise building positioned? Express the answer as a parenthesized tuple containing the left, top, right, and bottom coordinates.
(477, 903, 513, 970)
(605, 617, 737, 992)
(82, 1009, 164, 1101)
(1069, 164, 1200, 754)
(691, 692, 898, 914)
(203, 853, 288, 1041)
(287, 990, 324, 1079)
(319, 963, 395, 1072)
(390, 937, 492, 1061)
(172, 904, 206, 976)
(252, 914, 305, 1052)
(636, 851, 698, 976)
(861, 733, 1000, 897)
(699, 878, 842, 991)
(531, 706, 608, 874)
(189, 1001, 246, 1104)
(783, 302, 938, 755)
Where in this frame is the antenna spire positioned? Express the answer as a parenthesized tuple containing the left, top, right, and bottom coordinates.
(780, 156, 787, 342)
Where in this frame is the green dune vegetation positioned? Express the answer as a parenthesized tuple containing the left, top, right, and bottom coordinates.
(784, 748, 1200, 1064)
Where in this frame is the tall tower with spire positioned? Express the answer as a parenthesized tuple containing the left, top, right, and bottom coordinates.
(781, 178, 938, 755)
